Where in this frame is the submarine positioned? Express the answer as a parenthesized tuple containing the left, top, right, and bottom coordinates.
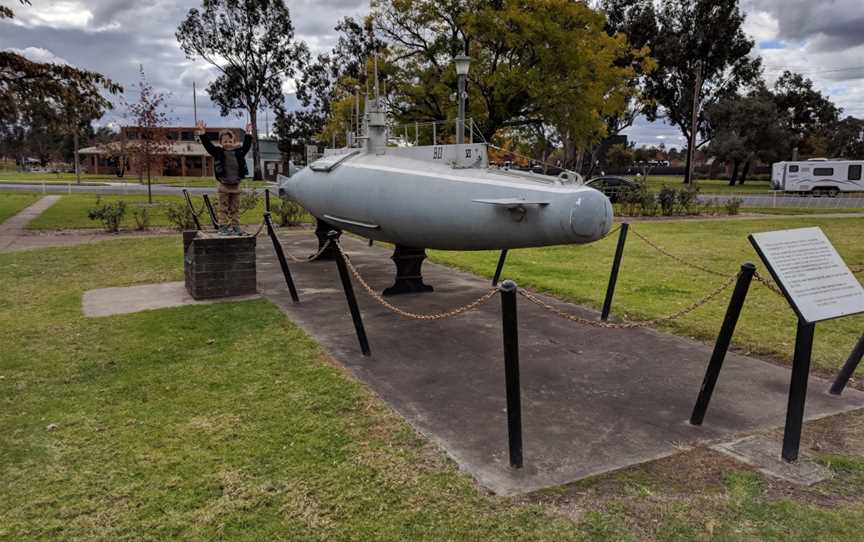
(279, 83, 613, 295)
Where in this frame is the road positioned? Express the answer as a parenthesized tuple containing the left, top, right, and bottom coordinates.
(0, 181, 862, 209)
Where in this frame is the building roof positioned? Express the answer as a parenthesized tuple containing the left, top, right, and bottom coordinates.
(79, 141, 210, 157)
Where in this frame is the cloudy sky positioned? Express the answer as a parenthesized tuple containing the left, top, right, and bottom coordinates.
(2, 0, 863, 148)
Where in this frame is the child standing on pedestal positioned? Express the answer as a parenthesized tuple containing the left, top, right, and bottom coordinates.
(195, 120, 253, 235)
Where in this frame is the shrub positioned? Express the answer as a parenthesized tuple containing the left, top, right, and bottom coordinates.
(657, 186, 677, 216)
(164, 202, 199, 231)
(87, 197, 127, 233)
(271, 196, 307, 227)
(724, 197, 743, 216)
(677, 186, 700, 215)
(639, 192, 658, 216)
(131, 206, 150, 231)
(239, 190, 260, 214)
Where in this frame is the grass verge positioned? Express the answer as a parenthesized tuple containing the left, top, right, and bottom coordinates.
(431, 216, 864, 372)
(0, 193, 40, 225)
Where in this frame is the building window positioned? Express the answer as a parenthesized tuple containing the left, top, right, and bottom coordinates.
(788, 165, 799, 173)
(849, 165, 862, 181)
(813, 167, 834, 177)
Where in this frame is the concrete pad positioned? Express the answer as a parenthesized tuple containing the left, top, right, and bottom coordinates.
(82, 281, 259, 317)
(256, 234, 864, 495)
(713, 435, 832, 485)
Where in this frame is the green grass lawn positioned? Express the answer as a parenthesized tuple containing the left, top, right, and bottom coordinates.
(747, 207, 864, 216)
(25, 193, 270, 230)
(0, 193, 40, 224)
(636, 176, 774, 194)
(431, 216, 864, 373)
(5, 236, 864, 539)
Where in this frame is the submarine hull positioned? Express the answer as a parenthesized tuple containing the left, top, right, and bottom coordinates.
(283, 151, 613, 251)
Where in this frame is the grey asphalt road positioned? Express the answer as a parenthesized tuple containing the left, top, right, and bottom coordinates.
(0, 181, 862, 209)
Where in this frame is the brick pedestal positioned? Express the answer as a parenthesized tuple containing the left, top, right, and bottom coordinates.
(184, 231, 257, 299)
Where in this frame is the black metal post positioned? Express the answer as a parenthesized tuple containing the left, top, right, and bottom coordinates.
(492, 249, 509, 287)
(264, 212, 299, 303)
(783, 319, 816, 462)
(690, 262, 756, 425)
(499, 280, 523, 469)
(830, 335, 864, 396)
(601, 223, 629, 321)
(202, 194, 219, 229)
(182, 189, 202, 231)
(265, 188, 271, 213)
(330, 231, 371, 357)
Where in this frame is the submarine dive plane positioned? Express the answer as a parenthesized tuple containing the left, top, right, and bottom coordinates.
(279, 81, 613, 295)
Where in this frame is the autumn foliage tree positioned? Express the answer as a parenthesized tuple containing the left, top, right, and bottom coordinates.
(124, 67, 171, 203)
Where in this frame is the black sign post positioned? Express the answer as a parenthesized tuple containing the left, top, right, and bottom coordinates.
(692, 227, 864, 463)
(747, 227, 864, 462)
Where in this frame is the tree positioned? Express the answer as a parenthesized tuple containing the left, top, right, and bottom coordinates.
(373, 0, 649, 167)
(829, 117, 864, 158)
(614, 0, 762, 184)
(2, 3, 121, 179)
(706, 90, 787, 184)
(124, 67, 171, 204)
(773, 71, 840, 159)
(606, 143, 634, 169)
(176, 0, 306, 180)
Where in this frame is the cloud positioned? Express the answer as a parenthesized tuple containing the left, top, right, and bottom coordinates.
(1, 0, 367, 133)
(5, 46, 70, 65)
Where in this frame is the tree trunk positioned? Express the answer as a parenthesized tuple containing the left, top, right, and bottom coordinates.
(249, 108, 262, 181)
(738, 159, 751, 185)
(683, 138, 693, 184)
(73, 131, 81, 185)
(147, 162, 152, 204)
(729, 160, 740, 186)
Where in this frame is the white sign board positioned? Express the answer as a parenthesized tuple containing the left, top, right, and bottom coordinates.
(749, 227, 864, 323)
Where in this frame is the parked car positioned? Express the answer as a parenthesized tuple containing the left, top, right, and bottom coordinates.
(586, 176, 636, 203)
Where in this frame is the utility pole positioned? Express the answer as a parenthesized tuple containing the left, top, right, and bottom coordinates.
(685, 61, 703, 186)
(193, 81, 198, 126)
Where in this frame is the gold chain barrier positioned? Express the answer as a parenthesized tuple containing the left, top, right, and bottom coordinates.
(519, 271, 739, 329)
(335, 241, 499, 320)
(283, 239, 333, 263)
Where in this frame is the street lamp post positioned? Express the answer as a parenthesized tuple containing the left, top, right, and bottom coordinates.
(454, 54, 471, 145)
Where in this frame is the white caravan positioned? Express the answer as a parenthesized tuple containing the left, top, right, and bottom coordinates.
(772, 159, 864, 196)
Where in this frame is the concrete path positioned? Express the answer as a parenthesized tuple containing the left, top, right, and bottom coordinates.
(256, 234, 864, 495)
(0, 196, 61, 251)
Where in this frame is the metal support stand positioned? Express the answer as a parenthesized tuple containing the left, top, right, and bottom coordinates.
(202, 194, 219, 229)
(830, 335, 864, 396)
(313, 218, 340, 260)
(601, 223, 629, 321)
(330, 231, 371, 356)
(499, 280, 523, 469)
(383, 245, 434, 296)
(182, 189, 202, 231)
(264, 212, 299, 303)
(690, 263, 756, 425)
(265, 188, 271, 213)
(492, 249, 509, 287)
(783, 319, 815, 462)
